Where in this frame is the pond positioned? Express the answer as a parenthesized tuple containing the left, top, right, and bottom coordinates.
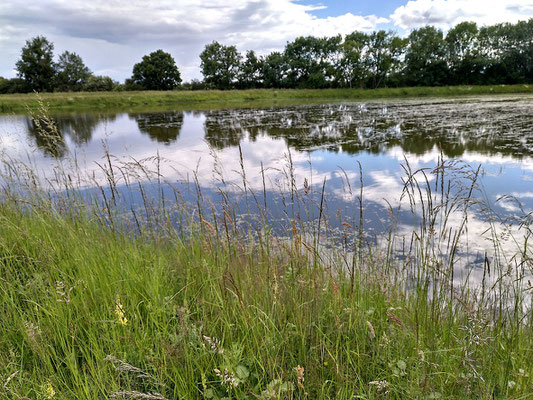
(1, 94, 533, 285)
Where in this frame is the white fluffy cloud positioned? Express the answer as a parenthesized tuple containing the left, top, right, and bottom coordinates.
(391, 0, 533, 30)
(0, 0, 387, 81)
(2, 0, 532, 81)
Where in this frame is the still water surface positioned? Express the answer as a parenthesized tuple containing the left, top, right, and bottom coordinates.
(1, 95, 533, 281)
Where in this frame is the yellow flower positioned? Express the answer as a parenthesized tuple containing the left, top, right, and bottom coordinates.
(44, 381, 55, 399)
(115, 296, 128, 326)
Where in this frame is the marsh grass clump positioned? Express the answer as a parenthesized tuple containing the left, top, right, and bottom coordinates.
(0, 108, 532, 399)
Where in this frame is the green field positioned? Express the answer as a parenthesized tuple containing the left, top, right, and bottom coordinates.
(1, 84, 533, 113)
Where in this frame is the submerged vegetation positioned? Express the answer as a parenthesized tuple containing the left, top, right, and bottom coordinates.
(0, 104, 532, 399)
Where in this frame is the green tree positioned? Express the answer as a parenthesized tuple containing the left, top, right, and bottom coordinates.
(237, 50, 263, 89)
(200, 42, 241, 89)
(495, 20, 533, 83)
(404, 26, 449, 86)
(16, 36, 56, 92)
(123, 78, 143, 91)
(284, 35, 342, 88)
(261, 52, 289, 88)
(131, 50, 182, 90)
(445, 22, 484, 84)
(55, 51, 91, 91)
(476, 23, 510, 83)
(338, 32, 369, 88)
(0, 78, 29, 94)
(364, 31, 406, 88)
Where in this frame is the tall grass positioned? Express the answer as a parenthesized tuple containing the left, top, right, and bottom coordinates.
(0, 104, 532, 399)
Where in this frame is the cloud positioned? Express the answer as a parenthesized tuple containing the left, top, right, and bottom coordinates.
(391, 0, 533, 30)
(2, 0, 531, 81)
(0, 0, 387, 81)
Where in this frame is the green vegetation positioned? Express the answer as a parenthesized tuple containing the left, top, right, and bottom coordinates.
(131, 50, 182, 91)
(2, 36, 123, 94)
(1, 19, 532, 94)
(1, 200, 531, 399)
(0, 111, 532, 398)
(200, 42, 241, 90)
(15, 36, 57, 93)
(197, 20, 533, 89)
(1, 85, 533, 113)
(55, 51, 92, 92)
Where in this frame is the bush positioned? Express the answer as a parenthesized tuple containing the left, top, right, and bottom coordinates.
(83, 75, 117, 92)
(0, 77, 31, 94)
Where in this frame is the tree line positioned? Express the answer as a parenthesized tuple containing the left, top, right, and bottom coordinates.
(1, 19, 531, 94)
(0, 37, 182, 94)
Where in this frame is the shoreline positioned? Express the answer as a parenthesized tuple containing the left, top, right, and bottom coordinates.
(1, 84, 532, 113)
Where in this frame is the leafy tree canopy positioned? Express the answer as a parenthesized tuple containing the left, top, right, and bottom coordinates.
(284, 35, 342, 88)
(339, 32, 370, 88)
(237, 50, 263, 89)
(0, 78, 29, 94)
(200, 42, 241, 90)
(404, 26, 448, 86)
(131, 50, 182, 90)
(16, 36, 56, 92)
(56, 51, 91, 92)
(261, 52, 289, 89)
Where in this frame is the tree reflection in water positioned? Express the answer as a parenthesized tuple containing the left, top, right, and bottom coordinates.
(25, 112, 115, 157)
(131, 111, 184, 144)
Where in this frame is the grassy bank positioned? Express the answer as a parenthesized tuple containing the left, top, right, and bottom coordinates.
(1, 84, 533, 113)
(0, 202, 532, 399)
(0, 154, 532, 399)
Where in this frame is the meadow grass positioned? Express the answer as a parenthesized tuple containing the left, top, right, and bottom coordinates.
(0, 105, 532, 399)
(1, 197, 532, 400)
(1, 84, 533, 113)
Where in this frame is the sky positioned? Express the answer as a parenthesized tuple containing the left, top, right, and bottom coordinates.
(1, 0, 532, 82)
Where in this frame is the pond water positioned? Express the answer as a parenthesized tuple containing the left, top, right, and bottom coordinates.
(1, 95, 533, 284)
